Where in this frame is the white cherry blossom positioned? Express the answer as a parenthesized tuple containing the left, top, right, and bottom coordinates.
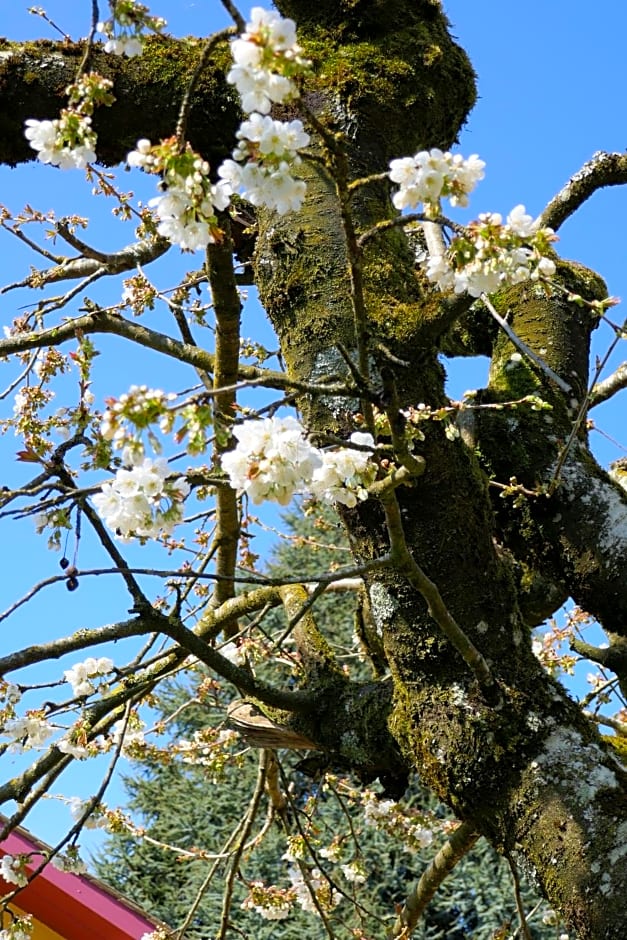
(92, 457, 189, 540)
(0, 855, 28, 887)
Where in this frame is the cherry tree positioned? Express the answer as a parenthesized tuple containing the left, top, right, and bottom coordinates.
(1, 2, 627, 938)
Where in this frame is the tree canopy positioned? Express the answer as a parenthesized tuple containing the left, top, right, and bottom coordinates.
(1, 3, 627, 939)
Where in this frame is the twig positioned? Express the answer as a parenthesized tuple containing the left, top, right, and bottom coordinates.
(548, 317, 625, 493)
(219, 0, 246, 33)
(216, 750, 269, 940)
(1, 236, 169, 293)
(176, 28, 237, 144)
(0, 702, 131, 906)
(0, 309, 363, 400)
(506, 852, 533, 940)
(76, 0, 101, 77)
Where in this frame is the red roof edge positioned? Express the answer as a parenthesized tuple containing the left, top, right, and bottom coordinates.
(1, 823, 163, 940)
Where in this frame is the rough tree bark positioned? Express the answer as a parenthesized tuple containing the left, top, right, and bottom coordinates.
(2, 3, 627, 936)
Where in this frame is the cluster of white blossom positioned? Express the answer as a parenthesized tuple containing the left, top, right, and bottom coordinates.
(0, 713, 54, 752)
(425, 205, 557, 297)
(126, 138, 232, 250)
(241, 882, 293, 921)
(389, 148, 485, 212)
(287, 864, 342, 914)
(51, 848, 87, 875)
(0, 854, 29, 887)
(0, 915, 32, 940)
(97, 0, 166, 57)
(140, 929, 175, 940)
(310, 435, 375, 506)
(218, 7, 311, 214)
(362, 791, 435, 850)
(57, 730, 93, 760)
(218, 114, 310, 215)
(24, 72, 114, 169)
(0, 680, 21, 707)
(92, 454, 189, 541)
(101, 384, 177, 449)
(174, 728, 237, 767)
(123, 8, 311, 242)
(64, 656, 114, 698)
(0, 707, 146, 764)
(340, 860, 367, 884)
(111, 715, 147, 756)
(222, 416, 321, 506)
(24, 115, 96, 169)
(68, 797, 109, 829)
(227, 7, 306, 114)
(221, 417, 375, 507)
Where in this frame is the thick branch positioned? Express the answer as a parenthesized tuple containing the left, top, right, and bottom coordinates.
(1, 236, 170, 292)
(540, 151, 627, 232)
(207, 220, 242, 624)
(390, 822, 480, 938)
(0, 36, 239, 168)
(590, 360, 627, 407)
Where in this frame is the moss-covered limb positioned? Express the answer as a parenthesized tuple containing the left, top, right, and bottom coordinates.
(507, 729, 627, 940)
(0, 35, 239, 168)
(229, 674, 409, 790)
(508, 556, 568, 629)
(255, 0, 478, 410)
(381, 489, 500, 704)
(484, 261, 607, 412)
(389, 821, 480, 938)
(540, 151, 627, 232)
(386, 623, 627, 937)
(206, 221, 242, 624)
(276, 0, 476, 162)
(472, 267, 627, 637)
(438, 302, 500, 358)
(482, 294, 573, 394)
(278, 584, 343, 679)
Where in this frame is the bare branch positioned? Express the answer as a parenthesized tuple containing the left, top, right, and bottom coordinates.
(1, 236, 170, 292)
(206, 218, 243, 629)
(589, 361, 627, 408)
(0, 309, 360, 398)
(390, 822, 480, 937)
(540, 151, 627, 232)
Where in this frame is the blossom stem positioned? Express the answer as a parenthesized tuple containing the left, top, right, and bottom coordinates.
(175, 27, 236, 146)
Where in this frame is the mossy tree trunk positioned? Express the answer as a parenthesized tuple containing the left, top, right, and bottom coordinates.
(3, 3, 627, 936)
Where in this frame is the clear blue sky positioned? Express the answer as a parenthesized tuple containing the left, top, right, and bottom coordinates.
(0, 1, 626, 854)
